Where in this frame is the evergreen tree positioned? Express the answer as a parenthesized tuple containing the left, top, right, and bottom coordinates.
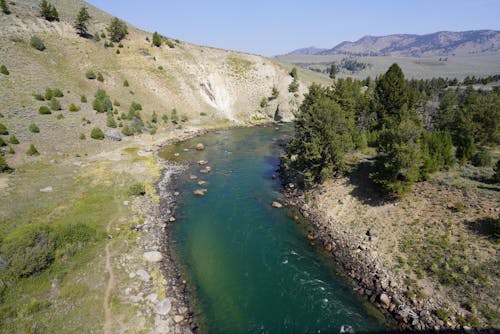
(39, 0, 59, 21)
(373, 63, 409, 126)
(329, 64, 337, 79)
(289, 67, 298, 79)
(1, 0, 11, 15)
(107, 17, 128, 42)
(74, 6, 91, 37)
(152, 32, 162, 47)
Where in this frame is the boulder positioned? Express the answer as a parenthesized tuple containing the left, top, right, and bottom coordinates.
(40, 186, 53, 193)
(143, 251, 163, 263)
(169, 216, 176, 222)
(195, 143, 205, 151)
(200, 166, 212, 174)
(106, 130, 122, 141)
(193, 189, 208, 196)
(174, 315, 184, 323)
(379, 293, 391, 308)
(198, 160, 208, 165)
(154, 298, 172, 315)
(271, 201, 283, 208)
(198, 180, 208, 186)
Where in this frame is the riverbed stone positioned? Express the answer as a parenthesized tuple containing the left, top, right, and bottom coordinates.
(193, 189, 208, 196)
(154, 298, 172, 315)
(143, 251, 163, 263)
(195, 143, 205, 151)
(272, 201, 283, 208)
(379, 293, 391, 307)
(136, 269, 150, 282)
(174, 315, 184, 323)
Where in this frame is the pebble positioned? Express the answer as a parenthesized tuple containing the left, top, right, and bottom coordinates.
(40, 186, 53, 193)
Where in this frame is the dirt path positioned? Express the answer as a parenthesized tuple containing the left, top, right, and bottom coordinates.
(103, 242, 114, 334)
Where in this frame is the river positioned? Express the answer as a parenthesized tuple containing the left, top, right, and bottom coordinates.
(160, 125, 385, 334)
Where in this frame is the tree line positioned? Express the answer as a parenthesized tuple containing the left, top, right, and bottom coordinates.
(282, 63, 499, 196)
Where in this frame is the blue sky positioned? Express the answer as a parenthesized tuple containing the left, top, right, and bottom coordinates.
(86, 0, 500, 56)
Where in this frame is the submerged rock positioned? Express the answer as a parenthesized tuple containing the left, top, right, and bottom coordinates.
(271, 201, 283, 208)
(195, 143, 205, 151)
(193, 189, 208, 196)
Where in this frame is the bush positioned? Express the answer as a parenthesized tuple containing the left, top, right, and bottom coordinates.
(121, 125, 134, 136)
(38, 106, 51, 114)
(123, 79, 129, 87)
(92, 89, 113, 113)
(26, 144, 39, 156)
(56, 113, 64, 120)
(107, 17, 128, 42)
(0, 122, 8, 135)
(260, 97, 268, 108)
(106, 112, 117, 128)
(81, 95, 87, 103)
(39, 0, 59, 21)
(52, 222, 98, 249)
(0, 223, 54, 277)
(8, 135, 19, 144)
(162, 113, 168, 123)
(165, 39, 175, 48)
(79, 133, 85, 140)
(471, 151, 492, 167)
(113, 99, 120, 107)
(69, 103, 80, 112)
(52, 88, 63, 97)
(0, 64, 9, 75)
(85, 69, 96, 80)
(288, 79, 299, 93)
(34, 93, 45, 101)
(30, 35, 46, 51)
(29, 123, 39, 133)
(128, 182, 145, 196)
(97, 72, 104, 82)
(8, 146, 14, 154)
(152, 31, 162, 47)
(49, 97, 61, 111)
(0, 153, 10, 173)
(129, 101, 142, 112)
(0, 137, 5, 146)
(90, 127, 105, 140)
(44, 88, 53, 100)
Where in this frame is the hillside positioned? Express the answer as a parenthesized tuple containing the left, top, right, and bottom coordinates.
(287, 30, 500, 57)
(0, 1, 328, 333)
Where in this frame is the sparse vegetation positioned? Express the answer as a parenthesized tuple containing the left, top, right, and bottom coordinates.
(81, 95, 87, 103)
(26, 143, 39, 156)
(30, 35, 46, 51)
(152, 31, 162, 47)
(0, 122, 8, 135)
(0, 153, 11, 173)
(123, 79, 129, 87)
(127, 182, 145, 196)
(49, 97, 61, 111)
(97, 72, 104, 82)
(260, 97, 268, 108)
(69, 103, 80, 112)
(165, 39, 175, 48)
(8, 135, 19, 144)
(90, 127, 105, 140)
(85, 69, 96, 80)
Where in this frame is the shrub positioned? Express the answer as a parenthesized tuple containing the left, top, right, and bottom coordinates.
(30, 35, 46, 51)
(90, 127, 105, 140)
(29, 123, 39, 133)
(81, 95, 87, 103)
(52, 88, 64, 97)
(34, 93, 45, 101)
(107, 17, 128, 42)
(121, 125, 134, 136)
(165, 39, 175, 48)
(123, 79, 129, 87)
(44, 88, 53, 100)
(85, 69, 96, 80)
(8, 135, 19, 144)
(69, 103, 80, 112)
(8, 146, 14, 154)
(0, 223, 54, 277)
(51, 222, 97, 249)
(181, 114, 188, 123)
(260, 97, 268, 108)
(170, 108, 178, 124)
(0, 137, 5, 146)
(113, 99, 120, 107)
(26, 144, 39, 156)
(128, 182, 145, 196)
(79, 133, 85, 140)
(39, 0, 59, 21)
(106, 112, 117, 128)
(288, 79, 299, 93)
(0, 64, 9, 75)
(93, 33, 101, 42)
(0, 153, 10, 173)
(49, 97, 61, 111)
(116, 49, 120, 54)
(38, 106, 51, 114)
(0, 122, 8, 135)
(56, 113, 64, 120)
(151, 111, 158, 123)
(97, 72, 104, 82)
(92, 89, 113, 113)
(162, 113, 168, 123)
(471, 150, 492, 167)
(1, 0, 11, 15)
(152, 31, 162, 47)
(494, 160, 500, 184)
(129, 101, 142, 112)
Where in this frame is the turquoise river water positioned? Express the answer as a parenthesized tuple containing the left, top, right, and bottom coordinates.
(161, 126, 385, 334)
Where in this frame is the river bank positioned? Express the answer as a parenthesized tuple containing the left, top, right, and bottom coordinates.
(281, 158, 499, 331)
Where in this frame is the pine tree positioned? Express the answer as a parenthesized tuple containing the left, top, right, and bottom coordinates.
(329, 64, 337, 79)
(1, 0, 11, 15)
(107, 17, 128, 42)
(39, 0, 59, 21)
(373, 63, 409, 126)
(74, 6, 91, 37)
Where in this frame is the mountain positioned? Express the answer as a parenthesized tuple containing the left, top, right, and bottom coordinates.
(287, 46, 327, 55)
(287, 30, 500, 57)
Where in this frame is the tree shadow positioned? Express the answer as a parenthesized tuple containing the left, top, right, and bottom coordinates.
(464, 217, 500, 243)
(347, 159, 392, 207)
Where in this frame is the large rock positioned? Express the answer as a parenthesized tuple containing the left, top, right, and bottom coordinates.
(193, 189, 208, 196)
(143, 251, 163, 263)
(106, 130, 122, 141)
(379, 293, 391, 308)
(195, 143, 205, 151)
(154, 298, 172, 315)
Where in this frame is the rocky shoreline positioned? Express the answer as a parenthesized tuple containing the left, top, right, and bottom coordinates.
(282, 185, 459, 332)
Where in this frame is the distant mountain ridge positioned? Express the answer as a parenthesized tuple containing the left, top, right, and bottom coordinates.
(287, 30, 500, 57)
(287, 46, 328, 55)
